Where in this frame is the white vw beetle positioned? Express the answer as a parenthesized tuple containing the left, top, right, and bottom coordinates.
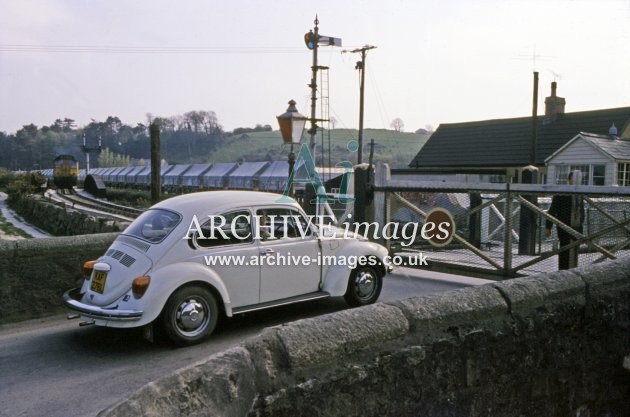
(64, 191, 391, 346)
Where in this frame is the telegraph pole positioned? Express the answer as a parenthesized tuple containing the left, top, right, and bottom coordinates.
(149, 122, 161, 205)
(345, 45, 376, 164)
(530, 71, 539, 167)
(518, 71, 539, 256)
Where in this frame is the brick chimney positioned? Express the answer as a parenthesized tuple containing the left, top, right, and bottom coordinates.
(544, 81, 566, 122)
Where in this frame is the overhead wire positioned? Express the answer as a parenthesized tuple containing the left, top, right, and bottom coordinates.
(0, 44, 306, 54)
(367, 60, 392, 133)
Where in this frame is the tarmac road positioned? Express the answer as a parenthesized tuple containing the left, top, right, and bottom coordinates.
(0, 268, 491, 417)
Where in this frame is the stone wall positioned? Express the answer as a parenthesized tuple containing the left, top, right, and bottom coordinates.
(9, 195, 122, 236)
(99, 259, 630, 417)
(0, 233, 117, 324)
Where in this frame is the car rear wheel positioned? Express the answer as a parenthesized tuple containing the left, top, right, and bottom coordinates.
(344, 264, 382, 307)
(161, 285, 218, 346)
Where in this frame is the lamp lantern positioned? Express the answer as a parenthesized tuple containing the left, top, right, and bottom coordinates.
(276, 100, 307, 144)
(276, 100, 307, 196)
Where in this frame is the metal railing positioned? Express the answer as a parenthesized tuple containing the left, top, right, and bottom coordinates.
(371, 163, 630, 279)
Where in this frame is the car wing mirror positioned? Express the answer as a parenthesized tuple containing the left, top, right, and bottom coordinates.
(318, 226, 337, 238)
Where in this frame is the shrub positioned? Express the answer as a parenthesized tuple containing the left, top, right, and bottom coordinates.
(0, 168, 17, 191)
(4, 172, 47, 200)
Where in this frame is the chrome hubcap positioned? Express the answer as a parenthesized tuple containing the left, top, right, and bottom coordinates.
(356, 270, 376, 298)
(176, 298, 208, 335)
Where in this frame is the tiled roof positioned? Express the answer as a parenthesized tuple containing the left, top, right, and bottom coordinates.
(580, 132, 630, 161)
(409, 107, 630, 168)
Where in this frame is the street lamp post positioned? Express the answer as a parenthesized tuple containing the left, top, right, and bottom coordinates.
(276, 100, 307, 196)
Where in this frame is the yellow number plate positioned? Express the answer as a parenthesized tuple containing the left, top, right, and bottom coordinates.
(91, 271, 107, 294)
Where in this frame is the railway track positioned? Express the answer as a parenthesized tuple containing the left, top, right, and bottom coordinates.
(47, 188, 143, 221)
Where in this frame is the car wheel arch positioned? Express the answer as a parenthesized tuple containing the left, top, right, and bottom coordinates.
(320, 242, 388, 295)
(166, 280, 227, 319)
(158, 284, 220, 346)
(144, 262, 233, 320)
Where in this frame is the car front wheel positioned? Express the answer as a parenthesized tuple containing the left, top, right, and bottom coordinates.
(160, 285, 218, 346)
(344, 264, 382, 307)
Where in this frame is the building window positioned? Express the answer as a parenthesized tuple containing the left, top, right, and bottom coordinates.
(554, 164, 603, 185)
(555, 165, 569, 184)
(489, 174, 506, 183)
(592, 165, 605, 186)
(618, 163, 630, 186)
(571, 165, 590, 185)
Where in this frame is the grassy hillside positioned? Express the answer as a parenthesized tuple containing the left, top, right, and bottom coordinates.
(210, 129, 429, 169)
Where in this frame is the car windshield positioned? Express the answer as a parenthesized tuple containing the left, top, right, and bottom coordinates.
(123, 209, 182, 243)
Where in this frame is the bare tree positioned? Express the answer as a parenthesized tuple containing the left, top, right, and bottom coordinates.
(183, 110, 220, 134)
(184, 111, 204, 133)
(390, 118, 405, 132)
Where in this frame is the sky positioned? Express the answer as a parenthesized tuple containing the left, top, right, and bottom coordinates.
(1, 0, 629, 135)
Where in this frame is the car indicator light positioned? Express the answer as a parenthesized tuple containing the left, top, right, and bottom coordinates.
(132, 276, 151, 299)
(83, 260, 97, 281)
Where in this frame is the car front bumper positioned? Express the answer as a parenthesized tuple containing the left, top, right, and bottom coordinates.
(63, 287, 143, 321)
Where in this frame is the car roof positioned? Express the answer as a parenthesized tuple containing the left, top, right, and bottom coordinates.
(152, 190, 299, 215)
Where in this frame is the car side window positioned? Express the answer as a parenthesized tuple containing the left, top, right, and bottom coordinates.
(194, 210, 252, 248)
(256, 208, 312, 240)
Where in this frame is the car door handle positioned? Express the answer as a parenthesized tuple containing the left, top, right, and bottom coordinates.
(260, 248, 274, 255)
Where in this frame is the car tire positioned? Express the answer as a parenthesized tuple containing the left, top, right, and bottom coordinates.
(344, 264, 382, 307)
(160, 285, 218, 346)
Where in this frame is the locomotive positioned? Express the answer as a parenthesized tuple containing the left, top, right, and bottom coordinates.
(52, 154, 79, 188)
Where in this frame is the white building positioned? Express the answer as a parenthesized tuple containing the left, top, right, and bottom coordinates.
(545, 128, 630, 186)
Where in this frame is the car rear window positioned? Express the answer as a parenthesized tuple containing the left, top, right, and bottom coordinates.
(123, 209, 182, 244)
